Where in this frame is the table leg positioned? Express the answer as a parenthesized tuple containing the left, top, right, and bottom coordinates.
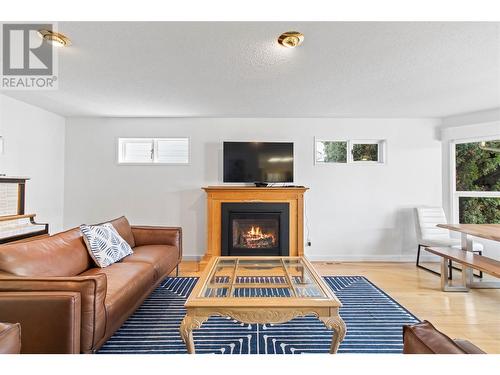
(461, 233, 475, 287)
(460, 233, 500, 289)
(179, 314, 208, 354)
(319, 314, 347, 354)
(441, 257, 469, 292)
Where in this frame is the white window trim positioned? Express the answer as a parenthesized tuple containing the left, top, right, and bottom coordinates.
(314, 138, 387, 165)
(116, 137, 191, 166)
(449, 135, 500, 223)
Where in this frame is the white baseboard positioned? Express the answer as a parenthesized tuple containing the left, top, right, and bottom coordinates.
(303, 254, 439, 262)
(182, 254, 439, 262)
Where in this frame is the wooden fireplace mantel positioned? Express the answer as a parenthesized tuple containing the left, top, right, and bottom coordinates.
(200, 186, 309, 269)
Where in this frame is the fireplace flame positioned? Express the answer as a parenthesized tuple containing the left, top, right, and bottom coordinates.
(249, 226, 262, 236)
(234, 222, 277, 249)
(243, 225, 275, 248)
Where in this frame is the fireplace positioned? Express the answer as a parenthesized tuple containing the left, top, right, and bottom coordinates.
(221, 202, 289, 256)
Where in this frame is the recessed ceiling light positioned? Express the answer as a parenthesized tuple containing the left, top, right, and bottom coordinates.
(38, 29, 71, 47)
(278, 31, 304, 48)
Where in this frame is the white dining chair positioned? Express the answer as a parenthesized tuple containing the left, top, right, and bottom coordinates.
(414, 207, 484, 278)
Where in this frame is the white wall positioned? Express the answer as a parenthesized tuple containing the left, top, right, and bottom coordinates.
(0, 95, 66, 233)
(64, 117, 442, 261)
(440, 108, 500, 258)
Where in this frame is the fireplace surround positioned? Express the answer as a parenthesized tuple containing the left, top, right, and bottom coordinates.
(200, 186, 308, 269)
(221, 202, 290, 256)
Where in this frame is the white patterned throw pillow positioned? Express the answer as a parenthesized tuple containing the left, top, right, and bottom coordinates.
(80, 223, 133, 268)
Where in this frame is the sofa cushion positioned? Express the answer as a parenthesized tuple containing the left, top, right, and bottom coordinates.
(80, 223, 133, 268)
(107, 217, 135, 248)
(122, 245, 179, 279)
(0, 228, 92, 277)
(80, 262, 156, 336)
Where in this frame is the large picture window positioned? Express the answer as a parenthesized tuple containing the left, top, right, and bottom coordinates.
(453, 139, 500, 224)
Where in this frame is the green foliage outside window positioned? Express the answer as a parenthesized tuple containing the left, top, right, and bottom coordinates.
(459, 197, 500, 224)
(320, 141, 347, 163)
(352, 144, 379, 162)
(456, 140, 500, 224)
(456, 140, 500, 191)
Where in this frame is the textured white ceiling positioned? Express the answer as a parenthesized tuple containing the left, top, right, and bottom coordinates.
(2, 22, 500, 117)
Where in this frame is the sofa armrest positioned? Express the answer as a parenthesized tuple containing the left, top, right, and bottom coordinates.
(0, 291, 81, 353)
(453, 339, 486, 354)
(131, 226, 182, 257)
(0, 274, 107, 353)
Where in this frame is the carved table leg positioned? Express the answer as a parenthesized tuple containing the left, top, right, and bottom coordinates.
(319, 315, 347, 354)
(179, 314, 208, 354)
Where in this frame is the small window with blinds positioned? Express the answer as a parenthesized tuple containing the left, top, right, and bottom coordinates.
(118, 138, 190, 165)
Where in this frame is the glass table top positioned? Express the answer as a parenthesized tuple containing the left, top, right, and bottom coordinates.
(199, 257, 329, 299)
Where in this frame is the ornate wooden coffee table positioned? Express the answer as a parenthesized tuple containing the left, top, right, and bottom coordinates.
(180, 256, 346, 354)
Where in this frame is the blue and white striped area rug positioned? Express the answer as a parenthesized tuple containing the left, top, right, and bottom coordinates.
(98, 276, 419, 354)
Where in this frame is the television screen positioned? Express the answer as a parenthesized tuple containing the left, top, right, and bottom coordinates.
(223, 142, 294, 183)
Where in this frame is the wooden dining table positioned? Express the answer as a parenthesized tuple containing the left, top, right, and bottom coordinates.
(437, 224, 500, 289)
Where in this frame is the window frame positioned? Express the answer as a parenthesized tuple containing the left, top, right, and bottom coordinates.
(449, 136, 500, 223)
(117, 137, 191, 166)
(314, 138, 386, 165)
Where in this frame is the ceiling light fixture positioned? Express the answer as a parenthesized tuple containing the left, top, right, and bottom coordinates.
(38, 29, 71, 47)
(278, 31, 304, 48)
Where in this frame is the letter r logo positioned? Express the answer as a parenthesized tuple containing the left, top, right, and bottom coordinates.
(2, 24, 53, 76)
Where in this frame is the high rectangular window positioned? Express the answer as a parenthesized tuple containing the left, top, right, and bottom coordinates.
(315, 139, 386, 164)
(118, 137, 189, 164)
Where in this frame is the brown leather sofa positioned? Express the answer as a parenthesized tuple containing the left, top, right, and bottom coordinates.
(0, 216, 182, 354)
(0, 322, 21, 354)
(403, 320, 485, 354)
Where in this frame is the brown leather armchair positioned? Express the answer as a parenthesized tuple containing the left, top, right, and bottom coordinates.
(0, 217, 182, 354)
(403, 320, 485, 354)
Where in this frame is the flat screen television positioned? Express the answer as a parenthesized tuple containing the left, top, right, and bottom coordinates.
(223, 142, 294, 183)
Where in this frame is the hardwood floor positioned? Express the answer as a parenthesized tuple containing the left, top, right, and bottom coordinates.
(174, 260, 500, 353)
